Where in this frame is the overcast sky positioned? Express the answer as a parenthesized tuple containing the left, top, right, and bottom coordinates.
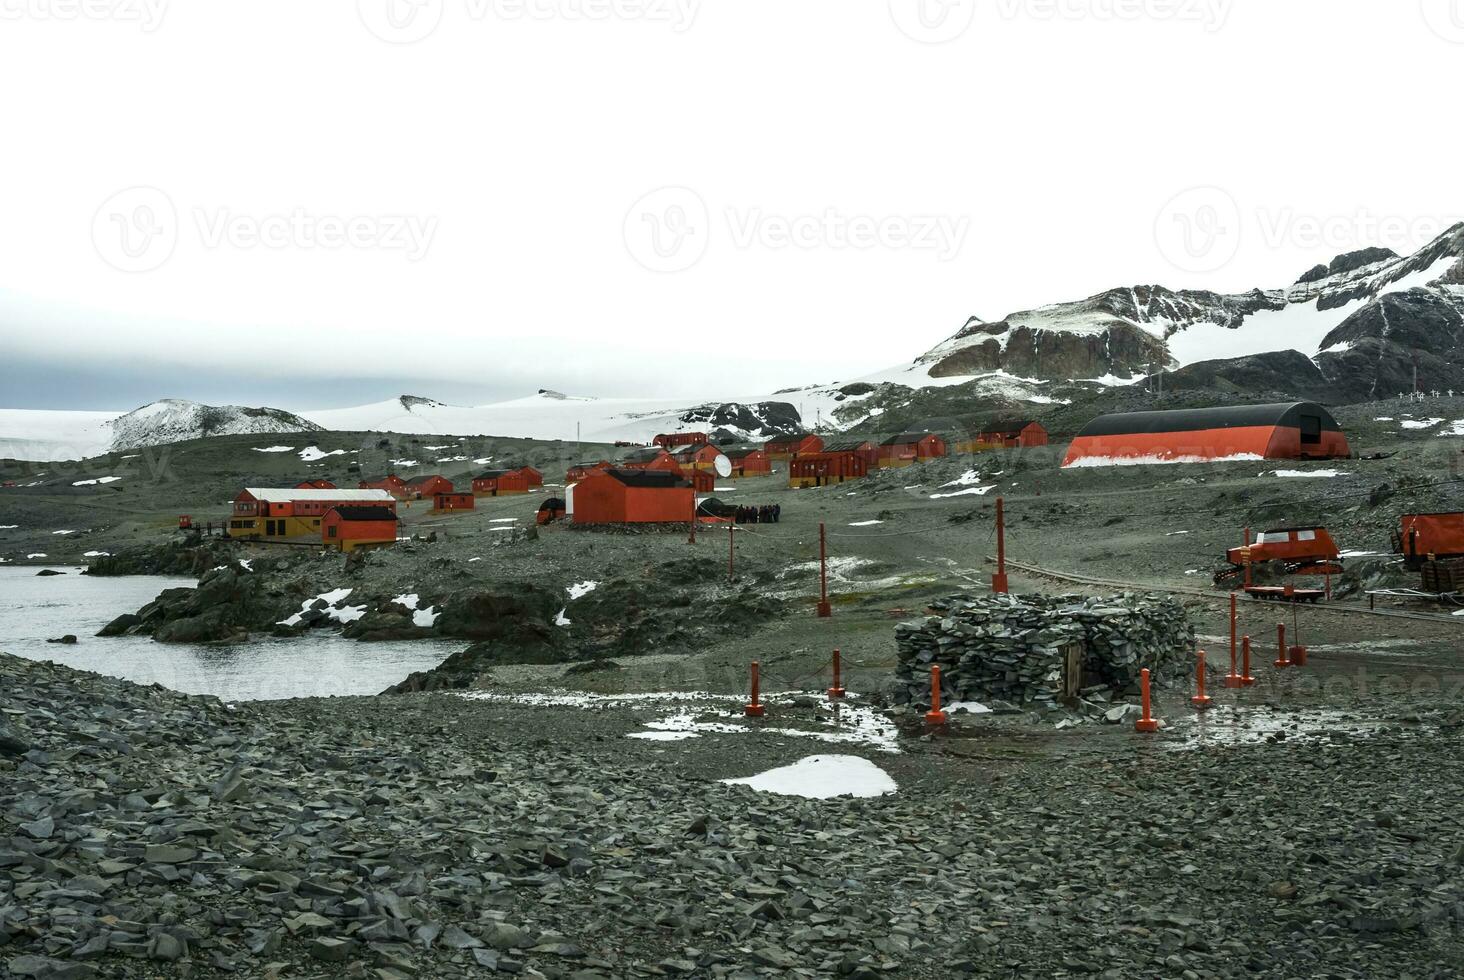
(1, 1, 1460, 410)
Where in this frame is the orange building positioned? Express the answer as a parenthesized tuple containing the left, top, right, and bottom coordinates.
(616, 447, 683, 473)
(723, 446, 772, 477)
(321, 505, 399, 552)
(472, 470, 530, 497)
(565, 460, 611, 483)
(295, 479, 338, 490)
(789, 451, 870, 488)
(669, 443, 726, 472)
(823, 439, 879, 469)
(515, 465, 544, 489)
(878, 432, 948, 468)
(765, 433, 824, 460)
(231, 488, 397, 540)
(569, 468, 694, 525)
(654, 432, 709, 449)
(432, 492, 476, 513)
(359, 475, 408, 497)
(967, 420, 1048, 451)
(404, 475, 454, 499)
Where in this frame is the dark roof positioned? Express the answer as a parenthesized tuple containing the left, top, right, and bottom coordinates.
(978, 419, 1041, 435)
(619, 447, 669, 464)
(722, 446, 765, 459)
(765, 432, 818, 445)
(360, 475, 400, 484)
(1075, 402, 1343, 439)
(824, 439, 875, 452)
(474, 469, 514, 480)
(538, 497, 567, 511)
(405, 475, 447, 487)
(328, 506, 399, 522)
(603, 468, 690, 489)
(879, 432, 938, 447)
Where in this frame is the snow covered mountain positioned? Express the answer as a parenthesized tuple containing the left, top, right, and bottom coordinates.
(913, 223, 1464, 392)
(0, 399, 320, 459)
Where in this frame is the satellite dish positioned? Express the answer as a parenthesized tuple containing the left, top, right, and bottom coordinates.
(713, 454, 732, 479)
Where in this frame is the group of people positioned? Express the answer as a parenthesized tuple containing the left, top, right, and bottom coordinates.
(735, 504, 781, 524)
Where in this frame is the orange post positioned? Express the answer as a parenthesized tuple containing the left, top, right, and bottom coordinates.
(1290, 618, 1308, 667)
(816, 522, 832, 618)
(924, 665, 947, 726)
(1135, 667, 1159, 733)
(828, 649, 847, 700)
(992, 497, 1009, 594)
(745, 661, 765, 718)
(1242, 526, 1252, 589)
(1224, 594, 1244, 688)
(1190, 650, 1214, 709)
(1241, 635, 1256, 686)
(1274, 624, 1291, 669)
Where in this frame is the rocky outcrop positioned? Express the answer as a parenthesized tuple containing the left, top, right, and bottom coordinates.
(1297, 247, 1399, 284)
(1316, 288, 1464, 399)
(1140, 349, 1343, 402)
(675, 401, 803, 441)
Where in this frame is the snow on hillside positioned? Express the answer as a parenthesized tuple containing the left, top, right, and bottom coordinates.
(0, 399, 319, 460)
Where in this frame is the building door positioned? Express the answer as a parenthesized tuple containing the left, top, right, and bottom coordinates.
(1299, 414, 1322, 447)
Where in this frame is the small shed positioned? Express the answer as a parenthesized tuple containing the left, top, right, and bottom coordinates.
(322, 505, 399, 553)
(433, 491, 476, 513)
(789, 451, 869, 488)
(568, 468, 695, 525)
(765, 433, 824, 460)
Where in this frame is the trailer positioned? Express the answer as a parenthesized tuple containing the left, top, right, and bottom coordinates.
(1394, 513, 1464, 569)
(1227, 526, 1343, 576)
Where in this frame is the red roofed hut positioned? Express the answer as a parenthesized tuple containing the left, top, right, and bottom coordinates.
(321, 505, 400, 553)
(616, 447, 683, 473)
(359, 474, 408, 497)
(404, 475, 454, 499)
(569, 468, 694, 525)
(1062, 402, 1350, 468)
(723, 446, 772, 477)
(968, 419, 1048, 451)
(296, 478, 338, 490)
(877, 432, 948, 468)
(565, 460, 611, 483)
(789, 451, 870, 488)
(765, 433, 824, 460)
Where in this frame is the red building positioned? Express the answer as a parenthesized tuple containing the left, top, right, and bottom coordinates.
(432, 492, 476, 513)
(472, 470, 530, 496)
(654, 432, 709, 449)
(569, 469, 695, 525)
(565, 460, 611, 483)
(232, 488, 397, 540)
(723, 446, 772, 477)
(321, 505, 400, 553)
(359, 475, 408, 497)
(1397, 513, 1464, 567)
(616, 447, 683, 473)
(404, 475, 454, 499)
(295, 478, 338, 490)
(789, 451, 870, 488)
(823, 439, 879, 469)
(1062, 403, 1351, 468)
(686, 469, 716, 493)
(515, 465, 544, 489)
(669, 443, 726, 472)
(970, 420, 1048, 450)
(877, 432, 948, 468)
(765, 433, 824, 460)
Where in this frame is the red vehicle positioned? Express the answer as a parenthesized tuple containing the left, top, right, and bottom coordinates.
(1395, 513, 1464, 569)
(1227, 527, 1342, 576)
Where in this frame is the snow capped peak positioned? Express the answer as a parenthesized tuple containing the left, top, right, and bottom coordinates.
(107, 400, 321, 452)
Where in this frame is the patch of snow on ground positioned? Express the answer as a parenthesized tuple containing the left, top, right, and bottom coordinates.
(567, 581, 599, 601)
(554, 609, 572, 627)
(627, 731, 699, 741)
(252, 446, 293, 453)
(944, 701, 991, 715)
(1440, 420, 1464, 437)
(930, 485, 995, 499)
(1269, 469, 1347, 478)
(72, 476, 121, 486)
(0, 525, 17, 530)
(413, 606, 440, 628)
(27, 554, 47, 559)
(489, 518, 518, 523)
(83, 550, 110, 557)
(393, 593, 420, 610)
(1165, 531, 1192, 536)
(51, 530, 78, 535)
(298, 446, 346, 462)
(390, 459, 420, 467)
(1400, 419, 1444, 430)
(721, 755, 897, 799)
(238, 559, 253, 571)
(278, 588, 359, 626)
(849, 520, 883, 527)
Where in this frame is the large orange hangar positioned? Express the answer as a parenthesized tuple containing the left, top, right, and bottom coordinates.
(1062, 402, 1350, 467)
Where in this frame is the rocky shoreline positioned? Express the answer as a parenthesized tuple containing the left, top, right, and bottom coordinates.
(6, 651, 1464, 978)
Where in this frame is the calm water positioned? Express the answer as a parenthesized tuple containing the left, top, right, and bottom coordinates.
(0, 567, 456, 701)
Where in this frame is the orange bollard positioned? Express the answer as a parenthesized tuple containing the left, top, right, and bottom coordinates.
(828, 649, 847, 700)
(924, 665, 948, 726)
(1135, 667, 1159, 733)
(1240, 635, 1257, 686)
(1190, 650, 1214, 709)
(991, 498, 1010, 595)
(745, 661, 766, 718)
(1274, 624, 1291, 669)
(1224, 594, 1244, 688)
(1289, 618, 1307, 667)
